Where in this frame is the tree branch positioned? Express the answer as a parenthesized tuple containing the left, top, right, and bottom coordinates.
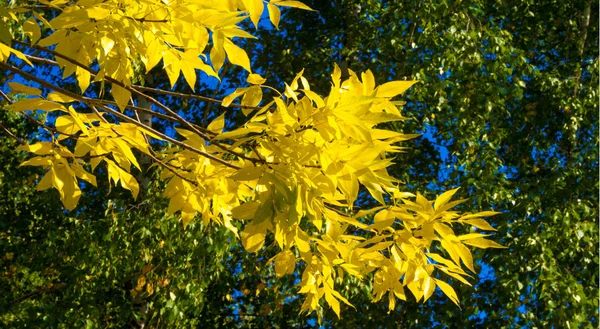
(9, 283, 66, 308)
(133, 85, 260, 111)
(0, 61, 243, 170)
(13, 40, 259, 120)
(0, 88, 14, 104)
(22, 53, 262, 163)
(0, 122, 26, 145)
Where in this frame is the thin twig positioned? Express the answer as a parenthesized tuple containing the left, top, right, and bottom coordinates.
(21, 112, 79, 138)
(80, 152, 111, 159)
(123, 16, 168, 23)
(0, 122, 26, 145)
(134, 85, 260, 111)
(91, 105, 109, 123)
(9, 283, 66, 308)
(146, 152, 199, 186)
(0, 89, 14, 104)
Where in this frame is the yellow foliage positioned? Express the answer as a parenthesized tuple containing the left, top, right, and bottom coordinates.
(0, 0, 504, 321)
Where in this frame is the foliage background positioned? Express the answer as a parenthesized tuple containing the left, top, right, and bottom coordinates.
(1, 0, 598, 328)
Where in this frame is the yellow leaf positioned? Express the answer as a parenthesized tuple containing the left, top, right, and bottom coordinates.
(120, 169, 139, 199)
(53, 163, 81, 211)
(434, 188, 460, 211)
(273, 1, 315, 11)
(331, 289, 355, 308)
(455, 242, 474, 273)
(457, 233, 490, 241)
(0, 43, 10, 62)
(143, 32, 164, 72)
(75, 66, 91, 93)
(231, 202, 259, 220)
(361, 70, 375, 94)
(325, 292, 341, 318)
(440, 239, 461, 268)
(267, 3, 281, 29)
(340, 263, 361, 277)
(167, 193, 186, 216)
(8, 82, 41, 96)
(231, 166, 263, 181)
(222, 87, 249, 107)
(273, 250, 296, 277)
(434, 279, 460, 307)
(85, 7, 111, 20)
(214, 124, 264, 140)
(462, 218, 497, 231)
(223, 39, 251, 73)
(20, 156, 52, 167)
(374, 80, 417, 98)
(180, 61, 197, 90)
(427, 253, 461, 271)
(207, 113, 225, 134)
(107, 160, 139, 199)
(55, 115, 80, 136)
(284, 83, 298, 102)
(223, 211, 239, 238)
(338, 167, 358, 207)
(406, 280, 423, 302)
(241, 86, 262, 107)
(137, 276, 147, 289)
(247, 73, 266, 85)
(241, 220, 267, 252)
(17, 142, 53, 155)
(393, 190, 416, 200)
(0, 43, 32, 66)
(37, 169, 54, 191)
(210, 31, 226, 73)
(71, 162, 97, 187)
(433, 222, 456, 240)
(370, 209, 395, 231)
(393, 281, 407, 300)
(113, 138, 140, 170)
(363, 241, 394, 254)
(47, 92, 78, 103)
(301, 89, 325, 108)
(462, 238, 507, 249)
(415, 193, 434, 214)
(422, 276, 436, 302)
(10, 98, 66, 112)
(23, 16, 41, 44)
(221, 27, 257, 40)
(294, 229, 311, 253)
(163, 50, 181, 87)
(459, 211, 502, 220)
(353, 206, 385, 219)
(111, 84, 130, 112)
(100, 36, 115, 55)
(436, 198, 468, 213)
(67, 106, 89, 135)
(437, 267, 472, 286)
(243, 0, 264, 28)
(38, 30, 65, 48)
